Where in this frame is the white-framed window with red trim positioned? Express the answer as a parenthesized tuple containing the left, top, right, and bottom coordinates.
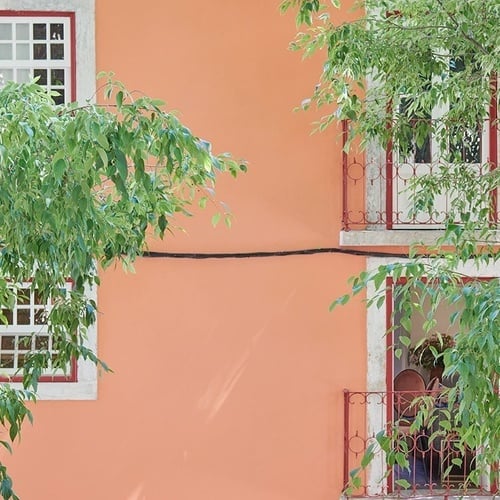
(0, 12, 75, 103)
(0, 0, 96, 399)
(0, 281, 77, 383)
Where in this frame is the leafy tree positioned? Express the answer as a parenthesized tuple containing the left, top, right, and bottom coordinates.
(0, 75, 245, 499)
(282, 0, 499, 491)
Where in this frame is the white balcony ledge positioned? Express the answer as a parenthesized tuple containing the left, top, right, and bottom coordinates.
(340, 230, 445, 247)
(340, 229, 500, 247)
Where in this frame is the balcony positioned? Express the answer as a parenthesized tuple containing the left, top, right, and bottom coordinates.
(340, 120, 499, 246)
(343, 390, 498, 498)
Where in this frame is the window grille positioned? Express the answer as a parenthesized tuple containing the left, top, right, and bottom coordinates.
(0, 283, 74, 380)
(0, 16, 72, 104)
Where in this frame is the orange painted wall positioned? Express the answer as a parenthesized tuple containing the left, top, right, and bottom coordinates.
(4, 1, 369, 499)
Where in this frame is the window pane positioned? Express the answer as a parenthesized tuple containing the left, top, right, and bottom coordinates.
(50, 44, 64, 60)
(17, 69, 31, 83)
(34, 68, 47, 85)
(450, 57, 466, 73)
(17, 309, 30, 325)
(17, 353, 26, 367)
(16, 43, 30, 60)
(33, 43, 47, 60)
(1, 336, 15, 350)
(35, 335, 49, 350)
(0, 354, 14, 368)
(16, 24, 29, 40)
(18, 336, 31, 349)
(0, 43, 13, 59)
(414, 137, 431, 164)
(449, 126, 481, 163)
(34, 309, 47, 325)
(1, 309, 13, 324)
(33, 23, 47, 40)
(52, 89, 65, 105)
(17, 289, 30, 305)
(0, 69, 13, 84)
(34, 290, 44, 305)
(50, 23, 64, 40)
(0, 24, 12, 40)
(51, 69, 64, 85)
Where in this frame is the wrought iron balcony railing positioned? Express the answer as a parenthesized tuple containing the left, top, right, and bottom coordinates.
(341, 121, 499, 231)
(343, 390, 498, 498)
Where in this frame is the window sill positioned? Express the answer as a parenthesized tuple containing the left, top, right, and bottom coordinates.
(340, 229, 445, 247)
(7, 356, 97, 400)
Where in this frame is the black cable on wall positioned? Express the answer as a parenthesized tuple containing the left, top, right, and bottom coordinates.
(141, 247, 412, 260)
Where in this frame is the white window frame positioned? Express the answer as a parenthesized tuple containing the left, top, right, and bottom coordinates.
(0, 15, 73, 103)
(1, 0, 95, 103)
(1, 0, 96, 400)
(9, 285, 99, 401)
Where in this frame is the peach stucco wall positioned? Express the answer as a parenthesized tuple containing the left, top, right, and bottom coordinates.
(4, 1, 369, 499)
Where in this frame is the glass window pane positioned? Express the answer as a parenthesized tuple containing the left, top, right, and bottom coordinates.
(449, 126, 482, 163)
(52, 89, 65, 105)
(18, 336, 31, 350)
(50, 44, 64, 60)
(17, 353, 25, 367)
(35, 335, 49, 350)
(17, 289, 30, 305)
(50, 24, 64, 40)
(17, 309, 30, 325)
(415, 136, 431, 164)
(1, 309, 13, 324)
(17, 69, 31, 83)
(0, 24, 12, 41)
(0, 354, 14, 368)
(0, 44, 13, 59)
(16, 24, 29, 40)
(51, 69, 64, 85)
(16, 43, 30, 60)
(33, 24, 47, 40)
(1, 336, 15, 350)
(0, 68, 14, 83)
(463, 128, 481, 163)
(33, 43, 47, 60)
(34, 290, 45, 305)
(34, 69, 47, 85)
(450, 57, 465, 73)
(34, 309, 47, 325)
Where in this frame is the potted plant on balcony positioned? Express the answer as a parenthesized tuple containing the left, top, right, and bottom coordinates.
(409, 333, 455, 381)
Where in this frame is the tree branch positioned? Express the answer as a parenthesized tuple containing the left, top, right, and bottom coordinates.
(434, 0, 489, 55)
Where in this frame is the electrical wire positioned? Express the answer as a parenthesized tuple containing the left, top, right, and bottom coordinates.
(142, 247, 412, 259)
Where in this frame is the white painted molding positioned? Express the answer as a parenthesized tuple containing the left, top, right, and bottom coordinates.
(340, 229, 500, 247)
(0, 0, 97, 400)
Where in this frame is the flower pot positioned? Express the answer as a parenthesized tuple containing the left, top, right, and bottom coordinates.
(429, 365, 444, 382)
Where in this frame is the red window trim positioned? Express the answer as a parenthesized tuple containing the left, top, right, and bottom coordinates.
(0, 357, 78, 384)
